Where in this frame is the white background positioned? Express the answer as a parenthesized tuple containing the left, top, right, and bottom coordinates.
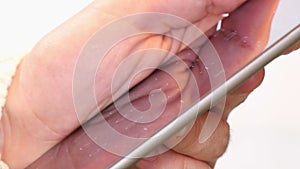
(0, 0, 299, 168)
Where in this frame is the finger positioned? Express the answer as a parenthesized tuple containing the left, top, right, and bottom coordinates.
(211, 0, 279, 77)
(283, 40, 300, 55)
(169, 0, 279, 162)
(220, 69, 265, 119)
(136, 150, 212, 169)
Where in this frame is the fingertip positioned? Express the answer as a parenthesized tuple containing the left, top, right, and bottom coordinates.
(233, 68, 265, 94)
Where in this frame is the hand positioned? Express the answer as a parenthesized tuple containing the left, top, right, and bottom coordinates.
(3, 0, 280, 168)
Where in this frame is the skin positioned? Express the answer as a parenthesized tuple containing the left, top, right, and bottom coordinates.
(3, 0, 299, 168)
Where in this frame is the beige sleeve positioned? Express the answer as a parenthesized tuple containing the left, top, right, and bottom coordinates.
(0, 55, 24, 169)
(0, 55, 23, 118)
